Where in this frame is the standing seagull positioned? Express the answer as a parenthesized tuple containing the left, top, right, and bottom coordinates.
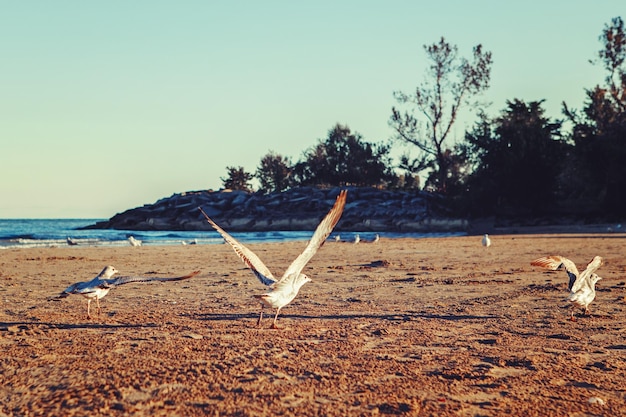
(199, 190, 347, 328)
(482, 234, 491, 247)
(128, 236, 142, 246)
(58, 266, 200, 319)
(530, 255, 603, 320)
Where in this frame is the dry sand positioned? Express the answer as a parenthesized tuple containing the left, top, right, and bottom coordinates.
(1, 234, 625, 416)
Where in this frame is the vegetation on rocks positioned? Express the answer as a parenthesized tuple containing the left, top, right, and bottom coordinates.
(91, 18, 625, 231)
(219, 19, 626, 221)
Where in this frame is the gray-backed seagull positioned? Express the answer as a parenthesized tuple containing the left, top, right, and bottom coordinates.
(58, 265, 200, 318)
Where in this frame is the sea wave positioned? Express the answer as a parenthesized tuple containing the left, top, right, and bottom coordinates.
(0, 219, 465, 249)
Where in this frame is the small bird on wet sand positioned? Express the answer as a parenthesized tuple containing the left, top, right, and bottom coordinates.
(530, 255, 603, 320)
(66, 237, 78, 246)
(58, 266, 200, 319)
(199, 190, 347, 329)
(482, 234, 491, 247)
(128, 236, 142, 246)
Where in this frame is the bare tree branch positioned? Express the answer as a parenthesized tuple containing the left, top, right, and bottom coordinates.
(389, 37, 492, 192)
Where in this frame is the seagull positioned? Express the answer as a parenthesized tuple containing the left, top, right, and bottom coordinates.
(128, 236, 142, 246)
(482, 234, 491, 247)
(362, 234, 379, 244)
(67, 237, 78, 246)
(353, 234, 360, 244)
(58, 266, 200, 319)
(334, 235, 341, 242)
(199, 190, 347, 328)
(530, 255, 603, 320)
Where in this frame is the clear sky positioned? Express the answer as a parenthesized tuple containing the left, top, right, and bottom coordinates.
(1, 1, 623, 218)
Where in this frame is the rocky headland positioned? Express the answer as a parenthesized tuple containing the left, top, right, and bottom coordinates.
(82, 187, 468, 232)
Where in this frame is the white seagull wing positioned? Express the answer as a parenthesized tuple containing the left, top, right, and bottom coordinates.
(104, 270, 200, 287)
(531, 255, 579, 291)
(281, 190, 347, 280)
(199, 208, 276, 286)
(571, 256, 603, 293)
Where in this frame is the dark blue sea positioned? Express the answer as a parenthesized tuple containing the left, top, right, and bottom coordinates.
(0, 219, 464, 249)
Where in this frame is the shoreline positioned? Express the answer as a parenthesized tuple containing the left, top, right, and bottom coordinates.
(2, 218, 624, 251)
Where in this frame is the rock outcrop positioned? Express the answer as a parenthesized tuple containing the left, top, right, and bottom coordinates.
(82, 187, 468, 232)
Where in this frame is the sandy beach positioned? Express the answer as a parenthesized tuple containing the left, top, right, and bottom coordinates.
(1, 234, 625, 416)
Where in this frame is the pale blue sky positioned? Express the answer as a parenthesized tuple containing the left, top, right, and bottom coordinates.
(1, 2, 623, 218)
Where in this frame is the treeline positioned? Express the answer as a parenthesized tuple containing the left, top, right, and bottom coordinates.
(221, 17, 626, 219)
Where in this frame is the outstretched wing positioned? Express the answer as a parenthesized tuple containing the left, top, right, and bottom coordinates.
(571, 256, 603, 293)
(199, 208, 276, 286)
(105, 270, 200, 287)
(282, 190, 347, 280)
(530, 255, 579, 291)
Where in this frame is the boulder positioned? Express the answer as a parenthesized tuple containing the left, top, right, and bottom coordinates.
(81, 186, 467, 232)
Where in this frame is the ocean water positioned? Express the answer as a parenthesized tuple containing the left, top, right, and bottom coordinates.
(0, 219, 465, 249)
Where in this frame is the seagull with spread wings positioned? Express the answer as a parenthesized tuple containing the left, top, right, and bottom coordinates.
(58, 265, 200, 319)
(199, 190, 347, 328)
(530, 255, 603, 320)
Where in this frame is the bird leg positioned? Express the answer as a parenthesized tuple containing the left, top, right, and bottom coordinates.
(87, 300, 93, 320)
(270, 308, 281, 329)
(96, 298, 102, 316)
(257, 304, 264, 327)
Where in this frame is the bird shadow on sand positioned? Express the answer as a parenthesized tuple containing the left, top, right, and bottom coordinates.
(185, 312, 259, 322)
(190, 311, 502, 323)
(0, 321, 160, 331)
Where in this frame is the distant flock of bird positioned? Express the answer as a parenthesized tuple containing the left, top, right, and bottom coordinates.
(333, 233, 378, 244)
(57, 190, 607, 327)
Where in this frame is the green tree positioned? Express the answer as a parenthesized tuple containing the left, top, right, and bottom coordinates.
(463, 100, 566, 215)
(256, 152, 294, 193)
(563, 17, 626, 215)
(221, 166, 253, 192)
(388, 171, 421, 191)
(294, 124, 394, 187)
(424, 147, 471, 195)
(390, 37, 492, 193)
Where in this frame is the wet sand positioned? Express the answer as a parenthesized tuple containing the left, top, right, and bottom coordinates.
(1, 234, 625, 416)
